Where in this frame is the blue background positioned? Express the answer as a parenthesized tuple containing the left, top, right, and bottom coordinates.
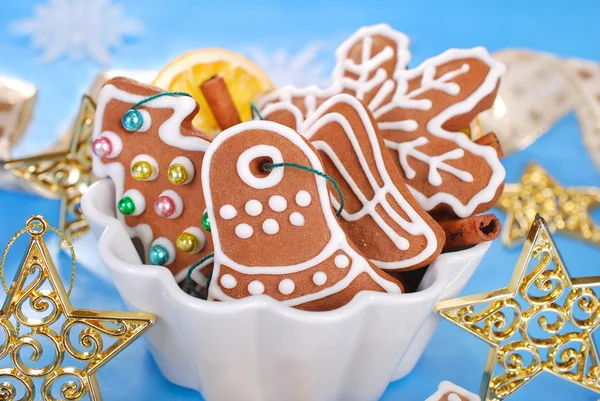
(1, 1, 600, 400)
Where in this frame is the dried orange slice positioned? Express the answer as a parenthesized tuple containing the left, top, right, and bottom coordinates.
(461, 117, 483, 140)
(152, 48, 274, 134)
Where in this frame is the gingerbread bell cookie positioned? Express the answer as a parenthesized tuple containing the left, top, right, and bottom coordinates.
(264, 94, 445, 270)
(259, 24, 507, 220)
(92, 77, 214, 284)
(202, 120, 403, 311)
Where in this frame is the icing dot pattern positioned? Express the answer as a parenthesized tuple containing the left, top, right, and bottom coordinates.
(268, 195, 287, 212)
(334, 255, 350, 269)
(262, 219, 279, 235)
(235, 223, 253, 239)
(248, 280, 265, 295)
(221, 274, 237, 289)
(220, 205, 238, 220)
(245, 200, 263, 216)
(295, 190, 312, 207)
(289, 212, 305, 227)
(278, 279, 295, 295)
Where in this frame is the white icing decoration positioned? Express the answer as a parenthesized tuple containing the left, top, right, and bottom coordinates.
(262, 219, 279, 235)
(236, 145, 284, 189)
(98, 131, 123, 158)
(202, 120, 401, 306)
(424, 381, 481, 401)
(159, 189, 183, 219)
(219, 204, 237, 220)
(137, 109, 152, 132)
(289, 212, 305, 227)
(150, 237, 176, 265)
(278, 279, 295, 295)
(248, 280, 265, 295)
(130, 154, 159, 181)
(122, 189, 145, 216)
(183, 226, 206, 254)
(220, 274, 237, 289)
(92, 83, 211, 264)
(334, 255, 350, 269)
(268, 195, 287, 212)
(259, 25, 506, 219)
(235, 223, 253, 239)
(387, 136, 474, 186)
(295, 190, 312, 207)
(312, 272, 327, 286)
(169, 156, 195, 185)
(245, 200, 263, 216)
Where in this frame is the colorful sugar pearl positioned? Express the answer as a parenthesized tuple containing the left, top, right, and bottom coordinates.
(168, 164, 188, 185)
(202, 212, 211, 232)
(92, 136, 112, 158)
(154, 196, 176, 218)
(122, 109, 143, 132)
(131, 161, 153, 181)
(148, 244, 169, 265)
(176, 232, 198, 253)
(117, 196, 135, 215)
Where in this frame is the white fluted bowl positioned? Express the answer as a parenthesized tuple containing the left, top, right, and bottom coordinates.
(82, 179, 490, 401)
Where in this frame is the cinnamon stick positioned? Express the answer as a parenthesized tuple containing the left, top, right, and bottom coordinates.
(200, 75, 241, 130)
(438, 214, 501, 252)
(475, 132, 504, 159)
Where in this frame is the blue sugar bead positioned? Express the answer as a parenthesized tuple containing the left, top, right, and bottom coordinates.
(122, 109, 143, 132)
(148, 245, 169, 265)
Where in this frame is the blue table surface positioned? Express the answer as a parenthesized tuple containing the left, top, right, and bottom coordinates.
(1, 1, 600, 400)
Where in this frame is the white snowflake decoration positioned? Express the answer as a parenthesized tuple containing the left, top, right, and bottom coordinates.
(246, 41, 331, 88)
(12, 0, 142, 64)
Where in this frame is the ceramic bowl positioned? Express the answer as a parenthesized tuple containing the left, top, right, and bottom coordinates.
(82, 178, 490, 401)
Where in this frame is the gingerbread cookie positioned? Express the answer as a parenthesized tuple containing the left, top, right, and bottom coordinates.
(263, 94, 445, 270)
(259, 24, 506, 218)
(202, 120, 403, 310)
(425, 381, 480, 401)
(92, 77, 214, 284)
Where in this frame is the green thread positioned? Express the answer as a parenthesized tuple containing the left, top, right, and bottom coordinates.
(250, 102, 263, 120)
(131, 91, 192, 110)
(186, 252, 215, 298)
(264, 162, 345, 217)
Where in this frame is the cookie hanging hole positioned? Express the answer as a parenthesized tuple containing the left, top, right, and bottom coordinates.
(249, 156, 274, 178)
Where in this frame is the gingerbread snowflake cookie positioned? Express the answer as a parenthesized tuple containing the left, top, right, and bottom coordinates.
(202, 120, 403, 310)
(260, 24, 506, 219)
(264, 94, 445, 270)
(92, 77, 214, 283)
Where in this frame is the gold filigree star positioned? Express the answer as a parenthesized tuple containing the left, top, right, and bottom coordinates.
(0, 216, 155, 400)
(4, 95, 96, 242)
(497, 162, 600, 247)
(436, 215, 600, 401)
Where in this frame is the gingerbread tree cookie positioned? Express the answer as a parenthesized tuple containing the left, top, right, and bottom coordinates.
(92, 77, 214, 283)
(202, 120, 402, 311)
(263, 94, 445, 270)
(259, 24, 506, 219)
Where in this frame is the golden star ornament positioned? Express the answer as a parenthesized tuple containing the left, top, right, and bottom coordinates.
(3, 96, 96, 242)
(436, 215, 600, 401)
(497, 162, 600, 248)
(0, 216, 155, 400)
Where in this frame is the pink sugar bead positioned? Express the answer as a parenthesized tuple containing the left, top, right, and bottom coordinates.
(154, 196, 175, 218)
(92, 136, 112, 158)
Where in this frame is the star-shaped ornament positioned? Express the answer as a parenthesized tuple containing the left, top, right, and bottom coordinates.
(4, 95, 96, 242)
(436, 215, 600, 401)
(497, 163, 600, 248)
(0, 216, 155, 400)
